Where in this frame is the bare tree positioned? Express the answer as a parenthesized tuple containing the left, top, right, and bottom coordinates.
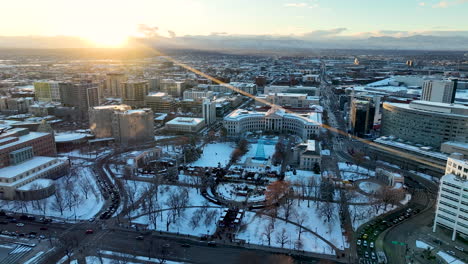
(78, 178, 93, 200)
(319, 201, 334, 223)
(275, 228, 289, 248)
(294, 212, 308, 240)
(52, 188, 66, 216)
(281, 191, 295, 221)
(262, 219, 275, 246)
(58, 232, 80, 262)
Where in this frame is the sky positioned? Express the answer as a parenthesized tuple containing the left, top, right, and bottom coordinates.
(1, 0, 467, 47)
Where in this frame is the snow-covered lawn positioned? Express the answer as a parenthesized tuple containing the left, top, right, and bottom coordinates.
(338, 162, 374, 181)
(216, 182, 265, 202)
(190, 143, 235, 167)
(133, 207, 223, 237)
(358, 181, 382, 194)
(236, 211, 337, 255)
(0, 166, 104, 221)
(284, 170, 321, 185)
(123, 180, 152, 203)
(129, 185, 216, 218)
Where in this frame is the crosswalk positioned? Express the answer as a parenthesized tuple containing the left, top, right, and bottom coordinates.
(0, 244, 34, 264)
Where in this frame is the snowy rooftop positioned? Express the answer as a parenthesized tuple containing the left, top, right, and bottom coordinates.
(166, 117, 204, 125)
(0, 157, 65, 184)
(375, 137, 448, 160)
(0, 131, 50, 151)
(147, 92, 168, 97)
(225, 108, 322, 125)
(55, 133, 91, 142)
(92, 105, 130, 111)
(16, 178, 54, 191)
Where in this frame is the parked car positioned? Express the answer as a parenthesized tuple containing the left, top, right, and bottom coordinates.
(364, 251, 369, 258)
(370, 242, 374, 248)
(357, 239, 362, 246)
(363, 240, 368, 247)
(181, 243, 191, 248)
(371, 252, 376, 260)
(455, 246, 464, 252)
(16, 223, 25, 227)
(207, 241, 216, 247)
(136, 236, 144, 240)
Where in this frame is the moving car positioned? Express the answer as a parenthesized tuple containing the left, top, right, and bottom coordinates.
(85, 229, 94, 234)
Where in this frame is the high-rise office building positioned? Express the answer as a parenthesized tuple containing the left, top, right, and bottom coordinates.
(144, 92, 175, 113)
(160, 79, 184, 97)
(105, 73, 127, 98)
(202, 98, 217, 125)
(350, 98, 376, 137)
(433, 154, 468, 240)
(111, 109, 154, 145)
(421, 79, 458, 103)
(34, 81, 60, 102)
(59, 81, 99, 118)
(121, 81, 149, 108)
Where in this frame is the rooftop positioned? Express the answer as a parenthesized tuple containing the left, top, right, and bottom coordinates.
(0, 156, 60, 179)
(166, 117, 204, 125)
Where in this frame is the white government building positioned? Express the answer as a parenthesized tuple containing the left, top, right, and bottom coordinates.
(223, 107, 322, 140)
(433, 154, 468, 240)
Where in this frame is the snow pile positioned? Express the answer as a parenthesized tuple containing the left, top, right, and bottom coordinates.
(437, 251, 464, 264)
(416, 240, 434, 250)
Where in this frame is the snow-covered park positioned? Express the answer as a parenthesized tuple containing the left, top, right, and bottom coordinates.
(0, 164, 104, 221)
(190, 143, 235, 167)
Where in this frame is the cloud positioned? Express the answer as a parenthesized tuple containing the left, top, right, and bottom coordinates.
(284, 3, 308, 7)
(301, 28, 348, 39)
(210, 32, 229, 36)
(168, 30, 176, 38)
(418, 2, 426, 6)
(137, 24, 160, 38)
(432, 0, 468, 8)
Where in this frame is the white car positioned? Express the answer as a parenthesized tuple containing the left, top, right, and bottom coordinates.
(357, 239, 362, 246)
(16, 223, 24, 227)
(370, 242, 374, 248)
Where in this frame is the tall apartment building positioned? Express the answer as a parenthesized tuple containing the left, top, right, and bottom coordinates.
(59, 81, 99, 118)
(112, 109, 154, 145)
(105, 73, 127, 98)
(89, 105, 153, 145)
(160, 79, 184, 97)
(433, 154, 468, 240)
(89, 105, 132, 138)
(422, 79, 458, 104)
(144, 92, 175, 113)
(202, 98, 217, 125)
(121, 81, 149, 108)
(0, 97, 34, 114)
(350, 98, 376, 137)
(0, 128, 57, 168)
(34, 81, 60, 102)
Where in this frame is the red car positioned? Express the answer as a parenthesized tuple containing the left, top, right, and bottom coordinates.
(85, 229, 94, 234)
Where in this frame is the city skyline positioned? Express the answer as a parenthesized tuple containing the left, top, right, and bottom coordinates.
(1, 0, 468, 47)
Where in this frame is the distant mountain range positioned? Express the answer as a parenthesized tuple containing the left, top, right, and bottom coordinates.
(0, 34, 467, 52)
